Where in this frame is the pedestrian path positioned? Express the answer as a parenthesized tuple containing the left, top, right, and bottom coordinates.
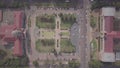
(55, 14, 61, 54)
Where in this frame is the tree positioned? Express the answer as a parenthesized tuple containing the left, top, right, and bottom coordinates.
(0, 49, 7, 60)
(20, 56, 29, 66)
(89, 60, 103, 68)
(0, 56, 29, 68)
(90, 16, 96, 28)
(68, 60, 80, 68)
(114, 61, 120, 66)
(33, 60, 39, 68)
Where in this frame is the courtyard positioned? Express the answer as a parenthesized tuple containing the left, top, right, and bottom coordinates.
(32, 13, 76, 53)
(28, 8, 80, 63)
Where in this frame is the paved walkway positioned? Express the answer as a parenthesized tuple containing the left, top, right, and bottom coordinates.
(55, 14, 61, 53)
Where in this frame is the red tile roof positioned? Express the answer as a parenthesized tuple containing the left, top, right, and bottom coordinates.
(0, 11, 24, 56)
(104, 35, 113, 52)
(104, 16, 113, 32)
(104, 16, 120, 52)
(14, 11, 23, 28)
(13, 39, 22, 56)
(0, 25, 15, 41)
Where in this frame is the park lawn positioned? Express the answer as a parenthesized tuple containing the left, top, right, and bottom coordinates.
(36, 14, 55, 29)
(35, 3, 54, 7)
(91, 39, 98, 59)
(36, 39, 55, 53)
(36, 45, 54, 53)
(55, 3, 73, 8)
(36, 21, 55, 29)
(90, 15, 97, 28)
(59, 14, 76, 30)
(61, 22, 73, 30)
(41, 30, 55, 39)
(91, 39, 97, 51)
(60, 39, 75, 53)
(61, 31, 70, 36)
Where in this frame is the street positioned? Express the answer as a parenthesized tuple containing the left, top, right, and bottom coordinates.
(77, 0, 91, 68)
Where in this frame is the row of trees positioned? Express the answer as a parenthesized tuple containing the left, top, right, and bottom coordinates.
(0, 56, 29, 68)
(36, 39, 55, 46)
(68, 60, 80, 68)
(41, 39, 55, 46)
(40, 14, 55, 23)
(0, 0, 79, 8)
(59, 13, 76, 23)
(0, 2, 29, 8)
(89, 60, 103, 68)
(90, 15, 96, 28)
(32, 59, 80, 68)
(91, 0, 120, 10)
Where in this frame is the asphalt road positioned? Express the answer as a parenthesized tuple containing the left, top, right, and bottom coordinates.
(77, 10, 88, 68)
(77, 0, 91, 68)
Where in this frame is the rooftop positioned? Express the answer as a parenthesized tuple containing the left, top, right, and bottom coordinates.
(0, 10, 24, 56)
(101, 7, 120, 62)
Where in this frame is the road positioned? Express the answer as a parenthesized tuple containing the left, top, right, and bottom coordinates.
(77, 0, 91, 68)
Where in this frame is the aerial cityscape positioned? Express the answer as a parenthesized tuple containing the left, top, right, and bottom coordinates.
(0, 0, 120, 68)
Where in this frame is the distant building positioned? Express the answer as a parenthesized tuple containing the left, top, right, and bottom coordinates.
(0, 11, 25, 56)
(99, 7, 120, 62)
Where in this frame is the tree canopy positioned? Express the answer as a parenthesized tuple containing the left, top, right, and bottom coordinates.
(89, 60, 103, 68)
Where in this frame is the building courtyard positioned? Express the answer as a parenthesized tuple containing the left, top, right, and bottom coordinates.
(28, 8, 80, 64)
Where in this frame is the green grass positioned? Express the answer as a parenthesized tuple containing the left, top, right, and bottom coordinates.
(61, 22, 73, 30)
(0, 43, 13, 59)
(91, 39, 97, 51)
(91, 39, 98, 59)
(35, 3, 54, 7)
(60, 39, 75, 53)
(36, 14, 55, 29)
(41, 30, 55, 39)
(61, 32, 70, 36)
(59, 13, 76, 30)
(54, 2, 77, 8)
(90, 15, 97, 28)
(36, 39, 55, 53)
(28, 17, 31, 27)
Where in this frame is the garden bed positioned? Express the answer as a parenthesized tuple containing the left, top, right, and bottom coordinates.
(59, 13, 76, 30)
(60, 39, 75, 53)
(36, 14, 55, 29)
(36, 39, 55, 53)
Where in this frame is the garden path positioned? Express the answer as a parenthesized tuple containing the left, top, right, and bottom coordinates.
(55, 14, 61, 54)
